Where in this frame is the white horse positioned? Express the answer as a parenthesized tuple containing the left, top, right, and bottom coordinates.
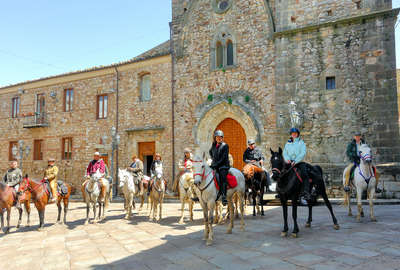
(119, 168, 136, 220)
(178, 171, 195, 224)
(192, 150, 245, 246)
(148, 165, 165, 221)
(343, 144, 377, 222)
(83, 169, 110, 224)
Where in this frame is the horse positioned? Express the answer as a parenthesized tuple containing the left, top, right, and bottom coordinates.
(191, 150, 245, 246)
(178, 171, 195, 224)
(148, 165, 165, 222)
(18, 176, 71, 230)
(82, 170, 110, 225)
(270, 148, 339, 238)
(0, 181, 31, 233)
(343, 144, 377, 222)
(242, 163, 267, 216)
(118, 168, 149, 219)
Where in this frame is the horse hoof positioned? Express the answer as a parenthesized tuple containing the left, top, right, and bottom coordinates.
(178, 219, 184, 224)
(37, 227, 42, 232)
(371, 218, 377, 222)
(333, 224, 340, 230)
(16, 225, 20, 229)
(226, 229, 232, 234)
(291, 233, 298, 238)
(84, 221, 89, 225)
(281, 232, 287, 237)
(240, 226, 245, 232)
(348, 213, 353, 217)
(305, 223, 311, 228)
(5, 229, 10, 234)
(356, 217, 361, 222)
(361, 212, 365, 217)
(206, 240, 213, 246)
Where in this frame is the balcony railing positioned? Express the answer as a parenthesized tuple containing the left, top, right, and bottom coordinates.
(23, 112, 49, 128)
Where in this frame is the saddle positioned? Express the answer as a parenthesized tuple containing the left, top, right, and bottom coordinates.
(41, 179, 52, 199)
(57, 180, 69, 196)
(214, 171, 238, 191)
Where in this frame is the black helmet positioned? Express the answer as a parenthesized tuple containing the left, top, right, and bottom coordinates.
(289, 127, 300, 135)
(214, 130, 224, 137)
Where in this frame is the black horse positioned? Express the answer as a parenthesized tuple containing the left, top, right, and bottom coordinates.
(270, 148, 339, 237)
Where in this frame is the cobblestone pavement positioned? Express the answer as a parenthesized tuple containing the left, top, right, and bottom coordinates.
(0, 201, 399, 270)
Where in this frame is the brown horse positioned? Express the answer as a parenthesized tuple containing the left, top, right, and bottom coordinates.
(0, 182, 31, 234)
(18, 177, 71, 230)
(242, 163, 267, 216)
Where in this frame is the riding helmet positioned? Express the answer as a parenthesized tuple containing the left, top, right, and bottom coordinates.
(214, 130, 224, 137)
(247, 139, 256, 145)
(289, 127, 300, 135)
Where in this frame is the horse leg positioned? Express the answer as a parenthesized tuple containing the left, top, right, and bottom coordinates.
(227, 197, 234, 234)
(139, 195, 144, 212)
(84, 204, 90, 225)
(5, 208, 11, 234)
(320, 188, 339, 229)
(260, 190, 265, 216)
(93, 203, 97, 223)
(346, 191, 352, 216)
(207, 204, 214, 246)
(239, 191, 245, 231)
(291, 199, 299, 238)
(189, 200, 194, 222)
(17, 206, 23, 228)
(0, 211, 3, 233)
(25, 201, 31, 227)
(159, 198, 162, 221)
(179, 195, 185, 224)
(280, 197, 288, 237)
(356, 187, 363, 222)
(57, 201, 62, 224)
(305, 205, 312, 228)
(38, 209, 45, 230)
(63, 198, 68, 225)
(201, 202, 209, 241)
(252, 190, 256, 216)
(369, 187, 377, 222)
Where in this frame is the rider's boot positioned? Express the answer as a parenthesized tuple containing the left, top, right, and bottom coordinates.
(221, 181, 228, 206)
(344, 163, 353, 192)
(50, 180, 58, 203)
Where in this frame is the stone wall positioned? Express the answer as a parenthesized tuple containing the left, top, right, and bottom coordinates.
(0, 56, 172, 194)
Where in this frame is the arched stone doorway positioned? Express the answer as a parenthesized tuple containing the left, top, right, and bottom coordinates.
(215, 118, 247, 170)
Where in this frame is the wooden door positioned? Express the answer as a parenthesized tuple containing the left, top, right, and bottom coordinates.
(138, 142, 155, 176)
(215, 118, 247, 170)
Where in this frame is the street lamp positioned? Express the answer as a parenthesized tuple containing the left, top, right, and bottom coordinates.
(11, 140, 30, 171)
(109, 127, 120, 197)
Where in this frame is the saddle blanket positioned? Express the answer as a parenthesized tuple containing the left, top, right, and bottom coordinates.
(214, 174, 238, 190)
(57, 180, 69, 196)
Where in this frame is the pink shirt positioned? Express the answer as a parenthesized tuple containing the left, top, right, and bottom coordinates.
(86, 159, 105, 176)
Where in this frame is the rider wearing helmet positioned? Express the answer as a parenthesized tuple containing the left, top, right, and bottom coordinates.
(209, 130, 230, 206)
(283, 128, 311, 204)
(243, 139, 271, 191)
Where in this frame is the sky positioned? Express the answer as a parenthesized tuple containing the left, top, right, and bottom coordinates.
(0, 1, 400, 87)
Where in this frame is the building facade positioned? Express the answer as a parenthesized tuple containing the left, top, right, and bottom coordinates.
(1, 0, 400, 197)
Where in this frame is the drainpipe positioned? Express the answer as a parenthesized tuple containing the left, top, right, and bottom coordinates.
(169, 22, 176, 191)
(114, 66, 120, 197)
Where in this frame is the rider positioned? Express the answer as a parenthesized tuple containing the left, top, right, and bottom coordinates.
(344, 132, 381, 193)
(148, 153, 170, 195)
(44, 158, 59, 203)
(209, 130, 230, 206)
(127, 155, 144, 195)
(178, 148, 193, 184)
(243, 139, 272, 191)
(84, 152, 108, 202)
(283, 128, 311, 204)
(2, 161, 22, 208)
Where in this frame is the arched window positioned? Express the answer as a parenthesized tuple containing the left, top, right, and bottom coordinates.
(226, 40, 233, 66)
(212, 26, 236, 70)
(140, 74, 151, 101)
(216, 42, 223, 68)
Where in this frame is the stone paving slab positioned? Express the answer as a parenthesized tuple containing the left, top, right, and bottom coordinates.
(1, 202, 400, 269)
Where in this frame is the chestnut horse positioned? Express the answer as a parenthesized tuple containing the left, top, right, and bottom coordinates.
(18, 177, 71, 230)
(242, 163, 267, 216)
(0, 182, 31, 233)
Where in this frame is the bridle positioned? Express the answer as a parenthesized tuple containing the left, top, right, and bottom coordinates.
(192, 160, 215, 192)
(18, 178, 31, 194)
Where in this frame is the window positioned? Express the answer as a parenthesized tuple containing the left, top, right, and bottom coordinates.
(11, 97, 20, 118)
(140, 74, 151, 101)
(9, 141, 18, 161)
(97, 94, 108, 119)
(36, 94, 45, 114)
(33, 140, 43, 160)
(227, 40, 234, 66)
(62, 138, 72, 160)
(212, 27, 236, 70)
(216, 42, 223, 68)
(326, 76, 336, 90)
(64, 88, 74, 112)
(356, 1, 361, 9)
(327, 10, 332, 16)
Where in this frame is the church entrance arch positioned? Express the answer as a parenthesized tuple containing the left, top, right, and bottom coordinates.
(215, 118, 247, 170)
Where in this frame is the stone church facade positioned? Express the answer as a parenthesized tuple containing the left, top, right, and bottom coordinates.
(1, 0, 400, 197)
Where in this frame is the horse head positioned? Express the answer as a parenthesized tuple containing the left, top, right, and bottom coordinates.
(192, 150, 210, 185)
(118, 168, 129, 188)
(270, 147, 284, 181)
(359, 144, 372, 164)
